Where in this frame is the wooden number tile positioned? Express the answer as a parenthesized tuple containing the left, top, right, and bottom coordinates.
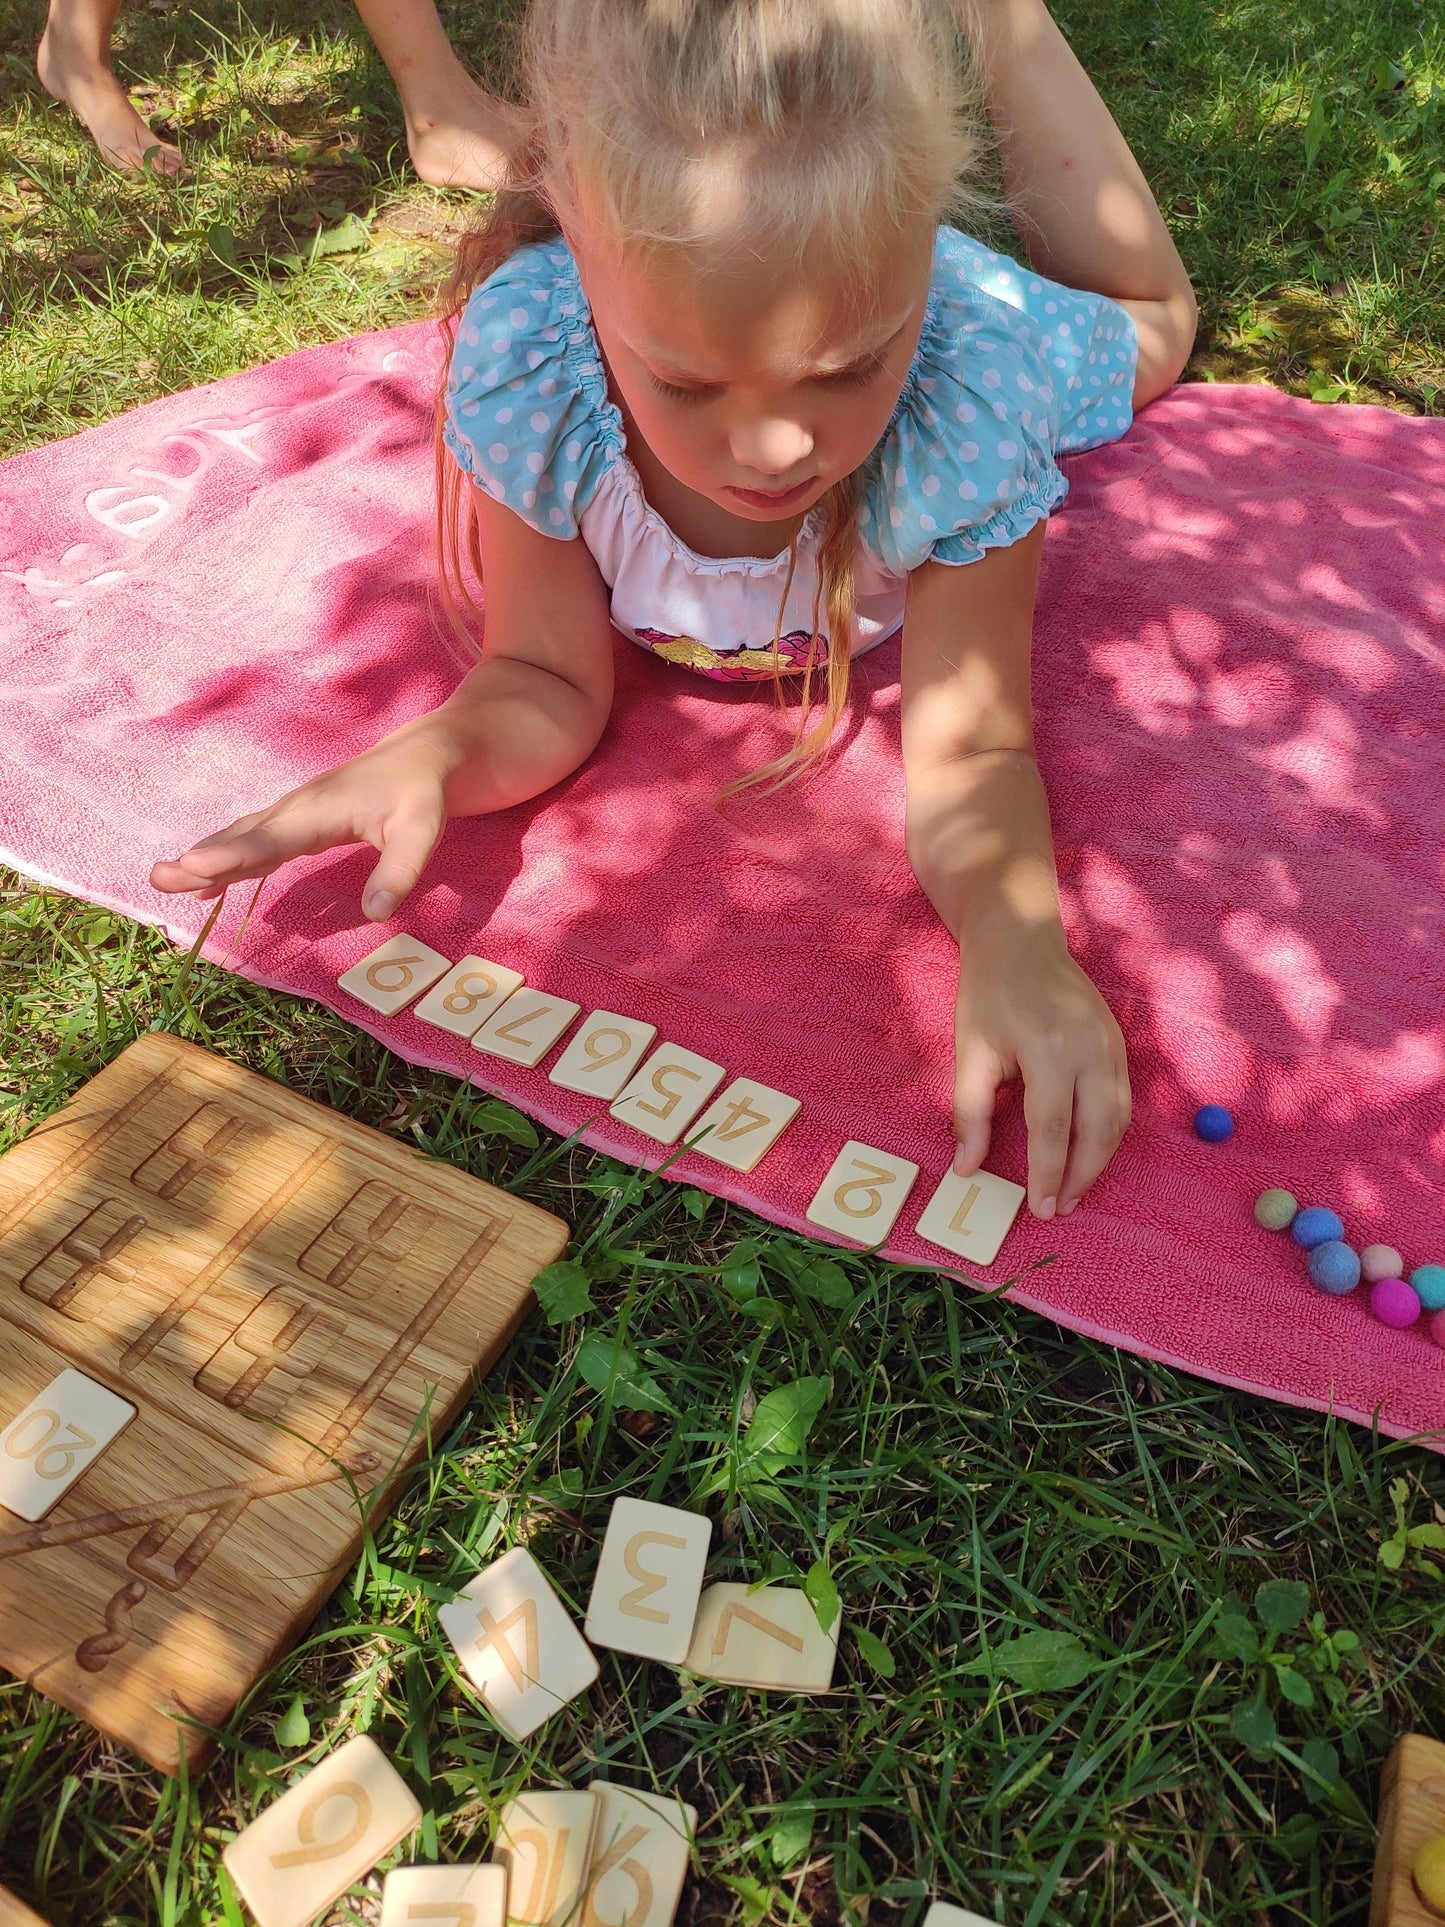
(222, 1734, 422, 1927)
(338, 936, 453, 1016)
(585, 1497, 712, 1664)
(473, 992, 582, 1069)
(610, 1046, 726, 1146)
(549, 1013, 658, 1101)
(0, 1368, 135, 1523)
(686, 1079, 800, 1174)
(583, 1784, 696, 1927)
(437, 1546, 599, 1741)
(684, 1583, 839, 1692)
(0, 1881, 50, 1927)
(496, 1790, 598, 1927)
(380, 1864, 507, 1927)
(914, 1168, 1026, 1267)
(805, 1142, 919, 1246)
(922, 1906, 1002, 1927)
(414, 958, 525, 1040)
(1370, 1732, 1445, 1927)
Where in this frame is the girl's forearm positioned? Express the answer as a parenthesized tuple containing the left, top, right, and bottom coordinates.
(905, 746, 1066, 955)
(422, 656, 611, 817)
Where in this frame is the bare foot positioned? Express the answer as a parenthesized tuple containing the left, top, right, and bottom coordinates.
(37, 22, 183, 175)
(403, 78, 525, 191)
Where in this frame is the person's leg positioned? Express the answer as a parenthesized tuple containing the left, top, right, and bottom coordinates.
(955, 0, 1196, 404)
(351, 0, 524, 191)
(37, 0, 183, 174)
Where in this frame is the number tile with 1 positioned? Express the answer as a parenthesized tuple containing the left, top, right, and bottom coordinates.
(221, 1734, 422, 1927)
(380, 1863, 507, 1927)
(496, 1790, 598, 1927)
(914, 1167, 1026, 1267)
(413, 957, 525, 1039)
(584, 1784, 696, 1927)
(684, 1583, 840, 1692)
(584, 1497, 712, 1664)
(0, 1367, 135, 1523)
(337, 935, 452, 1016)
(437, 1546, 599, 1741)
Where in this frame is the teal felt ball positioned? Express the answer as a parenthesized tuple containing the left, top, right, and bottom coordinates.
(1410, 1264, 1445, 1312)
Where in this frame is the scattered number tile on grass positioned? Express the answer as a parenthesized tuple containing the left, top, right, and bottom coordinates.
(584, 1497, 712, 1664)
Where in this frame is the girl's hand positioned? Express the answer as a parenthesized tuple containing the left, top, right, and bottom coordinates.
(952, 924, 1131, 1220)
(148, 720, 466, 921)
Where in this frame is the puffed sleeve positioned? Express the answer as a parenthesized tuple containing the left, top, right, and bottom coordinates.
(861, 228, 1139, 573)
(443, 240, 619, 538)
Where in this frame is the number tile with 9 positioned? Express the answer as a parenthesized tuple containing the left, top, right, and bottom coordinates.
(337, 936, 453, 1016)
(584, 1783, 696, 1927)
(0, 1367, 135, 1523)
(609, 1045, 727, 1146)
(584, 1497, 712, 1664)
(805, 1142, 920, 1245)
(684, 1582, 840, 1692)
(913, 1167, 1026, 1267)
(437, 1546, 599, 1741)
(379, 1863, 507, 1927)
(221, 1734, 422, 1927)
(496, 1789, 599, 1927)
(473, 992, 583, 1069)
(549, 1012, 658, 1101)
(413, 958, 525, 1039)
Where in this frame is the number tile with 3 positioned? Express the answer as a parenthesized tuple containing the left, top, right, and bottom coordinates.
(221, 1734, 422, 1927)
(914, 1168, 1026, 1267)
(609, 1045, 727, 1146)
(549, 1012, 658, 1101)
(584, 1497, 712, 1664)
(584, 1783, 696, 1927)
(805, 1142, 920, 1245)
(338, 936, 453, 1016)
(686, 1078, 801, 1174)
(496, 1790, 598, 1927)
(473, 991, 583, 1069)
(684, 1583, 840, 1692)
(0, 1368, 135, 1523)
(437, 1546, 599, 1742)
(380, 1863, 507, 1927)
(413, 958, 525, 1039)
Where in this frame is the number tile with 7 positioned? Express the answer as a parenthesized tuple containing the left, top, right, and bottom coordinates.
(0, 1367, 135, 1523)
(437, 1546, 599, 1741)
(413, 958, 525, 1039)
(549, 1012, 658, 1101)
(221, 1734, 422, 1927)
(380, 1863, 507, 1927)
(686, 1079, 801, 1174)
(914, 1167, 1026, 1267)
(496, 1790, 599, 1927)
(805, 1142, 919, 1245)
(584, 1783, 697, 1927)
(610, 1045, 727, 1146)
(473, 991, 583, 1069)
(337, 936, 453, 1016)
(684, 1582, 840, 1692)
(584, 1497, 712, 1664)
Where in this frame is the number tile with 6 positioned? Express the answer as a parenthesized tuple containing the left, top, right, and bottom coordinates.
(684, 1582, 840, 1692)
(584, 1784, 696, 1927)
(337, 936, 452, 1016)
(437, 1546, 599, 1741)
(496, 1790, 599, 1927)
(584, 1497, 712, 1664)
(549, 1012, 658, 1101)
(0, 1367, 135, 1523)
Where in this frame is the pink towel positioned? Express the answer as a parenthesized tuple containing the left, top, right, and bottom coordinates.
(2, 324, 1442, 1443)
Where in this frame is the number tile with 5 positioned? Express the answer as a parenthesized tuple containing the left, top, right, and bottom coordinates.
(805, 1142, 919, 1245)
(221, 1734, 422, 1927)
(413, 958, 525, 1039)
(337, 936, 452, 1016)
(380, 1863, 507, 1927)
(584, 1784, 696, 1927)
(437, 1546, 599, 1741)
(0, 1367, 135, 1523)
(584, 1498, 712, 1664)
(609, 1045, 726, 1146)
(684, 1583, 840, 1692)
(496, 1790, 598, 1927)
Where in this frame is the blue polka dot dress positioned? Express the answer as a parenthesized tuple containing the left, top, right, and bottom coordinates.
(444, 226, 1139, 681)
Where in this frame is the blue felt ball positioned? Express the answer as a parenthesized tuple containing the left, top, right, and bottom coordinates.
(1194, 1104, 1235, 1142)
(1410, 1264, 1445, 1311)
(1292, 1205, 1345, 1249)
(1308, 1240, 1361, 1295)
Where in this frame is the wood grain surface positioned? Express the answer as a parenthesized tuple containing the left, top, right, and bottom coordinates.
(0, 1034, 568, 1773)
(0, 1879, 50, 1926)
(1371, 1733, 1445, 1926)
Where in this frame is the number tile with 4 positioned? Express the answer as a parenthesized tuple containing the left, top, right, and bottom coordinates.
(584, 1497, 712, 1664)
(610, 1045, 726, 1146)
(413, 958, 525, 1039)
(549, 1012, 658, 1101)
(380, 1863, 507, 1927)
(473, 991, 583, 1069)
(496, 1790, 599, 1927)
(914, 1167, 1026, 1267)
(221, 1734, 422, 1927)
(337, 936, 453, 1016)
(805, 1142, 919, 1245)
(0, 1368, 135, 1523)
(584, 1783, 696, 1927)
(437, 1546, 599, 1742)
(686, 1079, 800, 1174)
(684, 1583, 840, 1692)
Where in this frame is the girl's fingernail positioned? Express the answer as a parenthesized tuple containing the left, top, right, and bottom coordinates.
(365, 890, 396, 920)
(1036, 1195, 1057, 1220)
(953, 1147, 973, 1176)
(1059, 1199, 1078, 1218)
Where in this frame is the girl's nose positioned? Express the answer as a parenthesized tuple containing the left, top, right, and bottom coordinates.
(730, 414, 814, 479)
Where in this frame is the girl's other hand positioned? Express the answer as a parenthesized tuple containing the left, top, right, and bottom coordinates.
(951, 926, 1131, 1220)
(148, 720, 465, 922)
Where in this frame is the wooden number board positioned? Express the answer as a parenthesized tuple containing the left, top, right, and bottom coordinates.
(0, 1034, 567, 1773)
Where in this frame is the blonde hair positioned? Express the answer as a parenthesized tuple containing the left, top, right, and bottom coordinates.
(438, 0, 988, 791)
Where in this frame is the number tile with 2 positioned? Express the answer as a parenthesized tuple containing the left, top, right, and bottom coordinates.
(221, 1734, 422, 1927)
(684, 1583, 840, 1692)
(413, 958, 525, 1039)
(686, 1079, 801, 1174)
(549, 1012, 658, 1101)
(584, 1783, 696, 1927)
(805, 1142, 920, 1245)
(610, 1045, 727, 1146)
(337, 936, 453, 1016)
(473, 992, 583, 1069)
(914, 1167, 1026, 1267)
(496, 1790, 599, 1927)
(0, 1367, 135, 1523)
(437, 1546, 599, 1741)
(380, 1863, 507, 1927)
(584, 1497, 712, 1664)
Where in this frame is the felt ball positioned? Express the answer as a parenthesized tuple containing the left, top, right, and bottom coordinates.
(1372, 1276, 1422, 1329)
(1255, 1188, 1298, 1231)
(1414, 1834, 1445, 1913)
(1361, 1243, 1405, 1284)
(1193, 1104, 1235, 1142)
(1411, 1264, 1445, 1312)
(1308, 1241, 1361, 1295)
(1291, 1206, 1345, 1250)
(1431, 1309, 1445, 1352)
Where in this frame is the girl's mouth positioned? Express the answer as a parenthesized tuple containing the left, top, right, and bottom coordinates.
(725, 477, 819, 511)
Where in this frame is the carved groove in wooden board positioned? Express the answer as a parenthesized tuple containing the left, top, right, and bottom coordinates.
(0, 1035, 568, 1774)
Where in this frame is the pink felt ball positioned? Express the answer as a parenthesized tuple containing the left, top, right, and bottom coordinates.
(1362, 1243, 1405, 1283)
(1372, 1277, 1422, 1329)
(1432, 1310, 1445, 1351)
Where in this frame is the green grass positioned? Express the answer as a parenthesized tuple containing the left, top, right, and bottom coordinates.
(1, 0, 1444, 1922)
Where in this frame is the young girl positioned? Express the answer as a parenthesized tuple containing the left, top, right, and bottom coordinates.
(151, 0, 1197, 1224)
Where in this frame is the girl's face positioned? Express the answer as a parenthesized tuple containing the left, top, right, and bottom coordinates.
(575, 226, 934, 522)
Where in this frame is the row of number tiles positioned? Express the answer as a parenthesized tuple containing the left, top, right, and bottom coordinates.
(439, 1498, 839, 1747)
(222, 1733, 999, 1927)
(339, 936, 1025, 1265)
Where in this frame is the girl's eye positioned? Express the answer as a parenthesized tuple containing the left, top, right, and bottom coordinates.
(648, 374, 714, 404)
(823, 355, 889, 389)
